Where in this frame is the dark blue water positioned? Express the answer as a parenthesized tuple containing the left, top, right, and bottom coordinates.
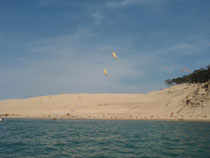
(0, 119, 210, 158)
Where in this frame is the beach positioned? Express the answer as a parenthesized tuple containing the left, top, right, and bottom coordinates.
(0, 83, 209, 121)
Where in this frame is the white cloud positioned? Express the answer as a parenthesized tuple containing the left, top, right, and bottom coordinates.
(38, 0, 65, 6)
(151, 43, 203, 57)
(106, 0, 152, 8)
(90, 11, 103, 25)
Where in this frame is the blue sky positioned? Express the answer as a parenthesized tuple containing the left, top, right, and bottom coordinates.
(0, 0, 210, 99)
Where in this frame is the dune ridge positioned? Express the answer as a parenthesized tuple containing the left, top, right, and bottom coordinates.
(0, 82, 209, 121)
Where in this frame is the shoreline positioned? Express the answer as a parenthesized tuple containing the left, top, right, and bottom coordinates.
(3, 116, 210, 122)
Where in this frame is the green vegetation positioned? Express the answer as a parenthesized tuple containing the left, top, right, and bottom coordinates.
(165, 65, 210, 86)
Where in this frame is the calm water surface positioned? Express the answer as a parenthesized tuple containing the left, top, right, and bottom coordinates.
(0, 119, 210, 158)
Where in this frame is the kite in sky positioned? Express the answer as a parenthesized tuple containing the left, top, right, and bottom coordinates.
(112, 52, 117, 60)
(180, 69, 191, 72)
(104, 69, 108, 77)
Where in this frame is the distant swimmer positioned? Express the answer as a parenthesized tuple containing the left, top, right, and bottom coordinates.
(0, 118, 6, 122)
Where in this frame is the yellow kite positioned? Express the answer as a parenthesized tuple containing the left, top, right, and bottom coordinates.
(104, 69, 108, 77)
(112, 52, 117, 60)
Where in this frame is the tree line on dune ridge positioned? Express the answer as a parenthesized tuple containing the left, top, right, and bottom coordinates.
(165, 65, 210, 86)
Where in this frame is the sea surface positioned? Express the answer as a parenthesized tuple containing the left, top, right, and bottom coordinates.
(0, 119, 210, 158)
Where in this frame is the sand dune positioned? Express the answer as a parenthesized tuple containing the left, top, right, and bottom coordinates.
(0, 82, 209, 121)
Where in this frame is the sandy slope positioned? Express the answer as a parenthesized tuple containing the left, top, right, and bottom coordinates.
(0, 82, 209, 121)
